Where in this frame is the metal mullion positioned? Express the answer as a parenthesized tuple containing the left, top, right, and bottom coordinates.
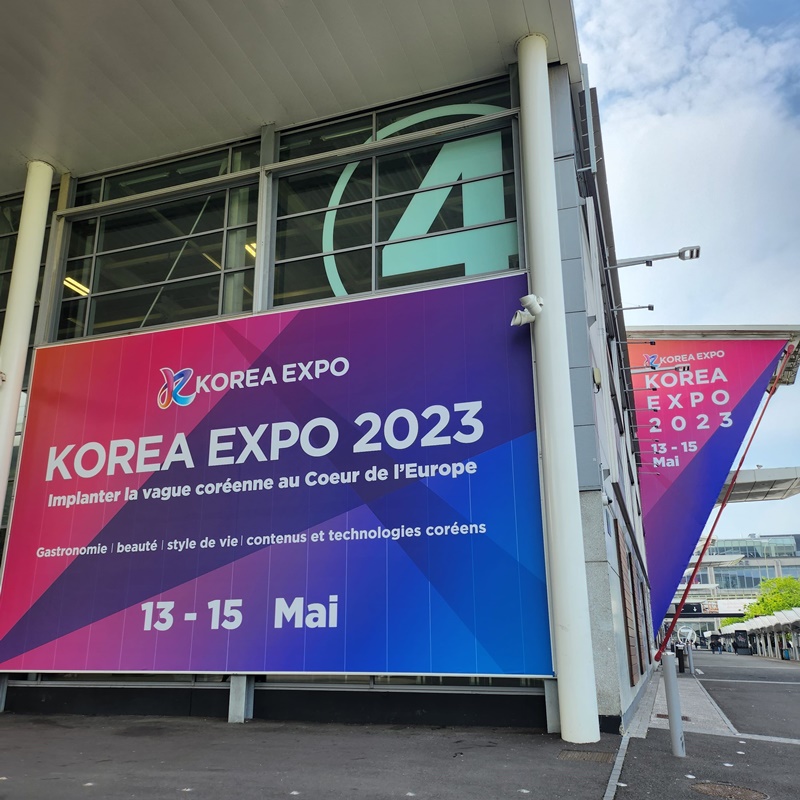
(371, 153, 377, 292)
(90, 270, 221, 304)
(92, 227, 225, 259)
(82, 217, 101, 337)
(219, 187, 231, 316)
(275, 196, 372, 223)
(371, 105, 378, 291)
(56, 168, 261, 223)
(260, 171, 277, 312)
(374, 216, 517, 249)
(267, 110, 517, 179)
(511, 115, 526, 271)
(375, 168, 515, 203)
(274, 243, 372, 267)
(255, 124, 276, 313)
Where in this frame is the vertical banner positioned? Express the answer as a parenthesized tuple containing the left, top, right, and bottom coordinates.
(628, 338, 787, 630)
(0, 274, 553, 676)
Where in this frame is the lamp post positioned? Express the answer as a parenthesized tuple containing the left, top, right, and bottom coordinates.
(610, 246, 701, 269)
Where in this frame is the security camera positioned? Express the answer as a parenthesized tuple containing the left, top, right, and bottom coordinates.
(510, 294, 544, 327)
(521, 294, 544, 316)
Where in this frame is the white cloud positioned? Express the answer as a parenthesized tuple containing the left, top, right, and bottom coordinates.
(575, 0, 800, 536)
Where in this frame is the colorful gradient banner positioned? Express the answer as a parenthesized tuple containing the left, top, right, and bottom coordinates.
(628, 338, 787, 629)
(0, 275, 552, 675)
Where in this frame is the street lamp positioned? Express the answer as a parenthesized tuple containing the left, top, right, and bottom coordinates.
(610, 246, 701, 269)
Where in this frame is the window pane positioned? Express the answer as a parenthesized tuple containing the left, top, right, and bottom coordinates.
(74, 179, 102, 207)
(227, 184, 259, 227)
(68, 219, 97, 258)
(0, 236, 15, 271)
(277, 162, 371, 217)
(378, 175, 515, 242)
(279, 115, 373, 161)
(377, 130, 513, 196)
(222, 269, 255, 315)
(274, 249, 371, 306)
(275, 203, 371, 261)
(98, 192, 226, 252)
(63, 259, 93, 298)
(377, 222, 518, 289)
(225, 226, 257, 271)
(0, 197, 24, 234)
(23, 344, 35, 389)
(0, 270, 11, 308)
(90, 275, 221, 334)
(230, 141, 261, 171)
(3, 479, 13, 528)
(376, 81, 511, 138)
(94, 232, 223, 292)
(377, 252, 463, 290)
(103, 151, 229, 201)
(57, 298, 89, 340)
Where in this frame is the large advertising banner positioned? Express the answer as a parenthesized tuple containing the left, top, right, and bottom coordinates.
(628, 338, 787, 629)
(0, 274, 552, 676)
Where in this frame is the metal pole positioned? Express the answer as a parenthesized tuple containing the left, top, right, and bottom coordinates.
(516, 33, 599, 744)
(661, 652, 686, 757)
(686, 643, 695, 675)
(0, 160, 54, 518)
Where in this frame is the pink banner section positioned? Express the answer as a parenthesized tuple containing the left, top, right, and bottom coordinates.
(628, 338, 787, 629)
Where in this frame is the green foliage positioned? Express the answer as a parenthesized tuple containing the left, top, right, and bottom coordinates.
(719, 616, 739, 627)
(742, 577, 800, 620)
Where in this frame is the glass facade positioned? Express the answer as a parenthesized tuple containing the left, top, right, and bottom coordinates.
(51, 80, 517, 337)
(714, 565, 776, 590)
(709, 537, 798, 559)
(273, 129, 518, 306)
(60, 181, 259, 339)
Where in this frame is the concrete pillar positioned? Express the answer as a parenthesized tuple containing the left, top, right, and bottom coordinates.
(228, 675, 255, 723)
(516, 33, 599, 744)
(0, 160, 54, 519)
(543, 678, 561, 734)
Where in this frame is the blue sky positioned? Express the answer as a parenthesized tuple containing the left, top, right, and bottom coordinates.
(575, 0, 800, 538)
(730, 0, 800, 31)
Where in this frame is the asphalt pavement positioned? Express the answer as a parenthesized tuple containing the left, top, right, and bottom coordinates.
(0, 651, 798, 799)
(617, 649, 800, 800)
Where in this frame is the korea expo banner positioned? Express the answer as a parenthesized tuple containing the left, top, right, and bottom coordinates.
(0, 274, 553, 676)
(628, 337, 789, 629)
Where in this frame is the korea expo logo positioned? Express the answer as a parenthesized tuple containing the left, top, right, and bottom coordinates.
(158, 368, 196, 409)
(323, 103, 518, 295)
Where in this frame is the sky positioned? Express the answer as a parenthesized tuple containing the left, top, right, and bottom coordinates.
(575, 0, 800, 539)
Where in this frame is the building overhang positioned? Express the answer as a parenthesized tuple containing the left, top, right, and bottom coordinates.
(717, 466, 800, 505)
(0, 0, 582, 196)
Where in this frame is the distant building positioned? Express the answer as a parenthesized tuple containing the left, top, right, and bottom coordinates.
(672, 534, 800, 636)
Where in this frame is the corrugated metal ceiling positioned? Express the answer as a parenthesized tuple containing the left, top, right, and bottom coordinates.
(0, 0, 580, 195)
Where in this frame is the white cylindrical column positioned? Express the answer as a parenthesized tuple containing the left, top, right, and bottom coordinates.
(0, 160, 54, 514)
(516, 34, 600, 743)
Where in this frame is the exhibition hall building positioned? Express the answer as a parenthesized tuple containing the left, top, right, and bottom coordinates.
(6, 1, 787, 744)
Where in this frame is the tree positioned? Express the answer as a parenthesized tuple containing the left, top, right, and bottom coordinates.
(741, 577, 800, 621)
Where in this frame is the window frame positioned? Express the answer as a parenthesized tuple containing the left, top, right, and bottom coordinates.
(41, 100, 520, 344)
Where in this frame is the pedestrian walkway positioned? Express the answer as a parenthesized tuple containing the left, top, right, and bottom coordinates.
(607, 652, 800, 799)
(632, 667, 736, 738)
